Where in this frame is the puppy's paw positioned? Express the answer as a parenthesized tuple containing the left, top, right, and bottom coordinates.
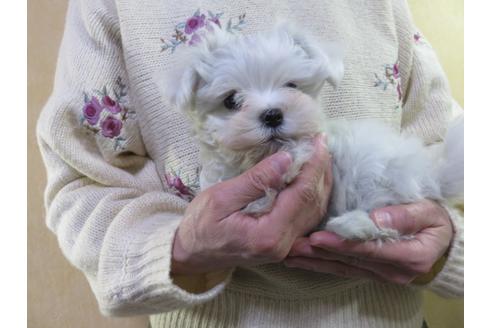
(282, 141, 315, 184)
(241, 188, 278, 217)
(324, 210, 400, 241)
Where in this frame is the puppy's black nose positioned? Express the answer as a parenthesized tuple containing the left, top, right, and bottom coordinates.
(260, 108, 283, 128)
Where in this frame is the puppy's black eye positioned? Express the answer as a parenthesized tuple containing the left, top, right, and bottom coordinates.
(285, 82, 297, 88)
(223, 92, 239, 110)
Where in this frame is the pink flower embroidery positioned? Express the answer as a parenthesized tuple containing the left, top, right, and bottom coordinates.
(165, 173, 195, 201)
(81, 77, 135, 149)
(184, 13, 206, 34)
(161, 10, 246, 53)
(100, 116, 123, 138)
(83, 97, 103, 125)
(373, 61, 402, 110)
(102, 95, 122, 114)
(393, 63, 400, 80)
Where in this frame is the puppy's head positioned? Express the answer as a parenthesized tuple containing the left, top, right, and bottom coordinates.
(163, 23, 344, 160)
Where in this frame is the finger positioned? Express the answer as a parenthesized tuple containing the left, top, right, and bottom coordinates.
(370, 199, 447, 235)
(284, 257, 383, 281)
(212, 151, 292, 212)
(309, 230, 424, 267)
(290, 238, 355, 261)
(289, 134, 332, 190)
(289, 237, 311, 256)
(266, 135, 332, 228)
(291, 238, 389, 269)
(289, 241, 418, 285)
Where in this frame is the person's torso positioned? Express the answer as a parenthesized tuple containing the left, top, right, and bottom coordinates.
(117, 0, 411, 185)
(115, 1, 422, 325)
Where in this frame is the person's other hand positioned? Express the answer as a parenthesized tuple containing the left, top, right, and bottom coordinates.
(286, 200, 453, 284)
(172, 135, 332, 275)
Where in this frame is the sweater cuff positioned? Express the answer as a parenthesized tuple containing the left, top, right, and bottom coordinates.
(99, 213, 232, 316)
(426, 203, 464, 297)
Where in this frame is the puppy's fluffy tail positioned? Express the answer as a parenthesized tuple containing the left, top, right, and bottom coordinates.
(438, 115, 464, 201)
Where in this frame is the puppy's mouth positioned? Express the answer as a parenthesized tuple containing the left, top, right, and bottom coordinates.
(268, 135, 285, 142)
(258, 133, 293, 155)
(263, 133, 288, 145)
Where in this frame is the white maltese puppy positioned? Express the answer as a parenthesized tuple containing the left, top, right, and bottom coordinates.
(161, 23, 464, 241)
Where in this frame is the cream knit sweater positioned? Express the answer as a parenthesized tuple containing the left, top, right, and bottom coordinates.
(37, 0, 464, 327)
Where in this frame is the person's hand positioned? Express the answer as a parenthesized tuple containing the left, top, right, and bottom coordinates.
(172, 135, 333, 275)
(285, 199, 453, 285)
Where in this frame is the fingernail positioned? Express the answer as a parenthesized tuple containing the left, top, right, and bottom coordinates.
(374, 211, 392, 228)
(272, 151, 292, 174)
(310, 231, 341, 246)
(310, 235, 323, 246)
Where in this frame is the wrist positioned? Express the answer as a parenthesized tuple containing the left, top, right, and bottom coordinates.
(171, 228, 194, 275)
(412, 252, 449, 285)
(171, 228, 234, 294)
(412, 202, 454, 285)
(425, 203, 464, 297)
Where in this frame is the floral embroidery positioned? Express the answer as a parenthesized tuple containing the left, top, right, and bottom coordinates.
(164, 169, 200, 201)
(160, 9, 246, 53)
(373, 62, 402, 110)
(83, 97, 103, 125)
(413, 31, 428, 45)
(80, 77, 135, 150)
(100, 116, 123, 138)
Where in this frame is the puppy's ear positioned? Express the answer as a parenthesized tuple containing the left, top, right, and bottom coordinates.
(156, 25, 233, 112)
(275, 21, 345, 88)
(318, 42, 344, 88)
(159, 62, 200, 112)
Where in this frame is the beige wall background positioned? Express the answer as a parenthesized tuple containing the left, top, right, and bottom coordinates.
(27, 0, 463, 327)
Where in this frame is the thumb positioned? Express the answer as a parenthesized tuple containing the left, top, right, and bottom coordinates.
(215, 151, 292, 209)
(370, 200, 442, 235)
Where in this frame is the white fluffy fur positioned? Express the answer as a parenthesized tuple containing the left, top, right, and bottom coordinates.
(160, 23, 464, 241)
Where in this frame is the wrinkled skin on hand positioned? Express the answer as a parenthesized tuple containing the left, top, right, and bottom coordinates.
(172, 135, 332, 275)
(286, 199, 453, 285)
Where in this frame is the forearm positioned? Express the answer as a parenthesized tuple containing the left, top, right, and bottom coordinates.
(423, 204, 464, 297)
(37, 0, 231, 315)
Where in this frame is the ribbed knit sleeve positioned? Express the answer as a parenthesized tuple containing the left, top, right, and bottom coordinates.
(426, 205, 464, 297)
(36, 0, 230, 316)
(395, 1, 464, 298)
